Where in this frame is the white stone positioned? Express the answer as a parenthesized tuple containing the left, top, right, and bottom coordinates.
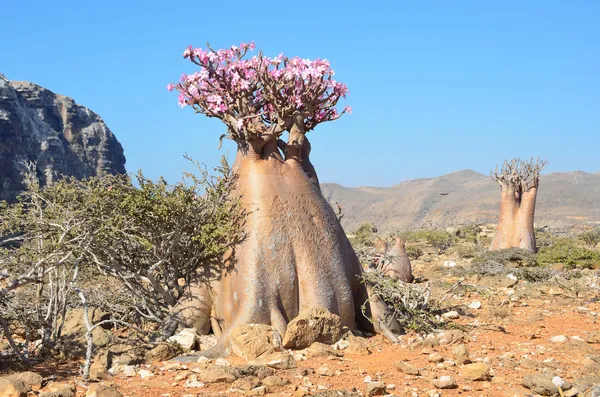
(442, 311, 460, 319)
(469, 301, 482, 309)
(550, 335, 567, 343)
(138, 369, 154, 379)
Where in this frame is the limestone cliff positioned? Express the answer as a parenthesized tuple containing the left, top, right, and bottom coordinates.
(0, 74, 125, 202)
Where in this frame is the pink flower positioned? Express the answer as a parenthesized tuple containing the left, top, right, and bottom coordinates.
(183, 46, 192, 58)
(344, 106, 352, 114)
(166, 84, 174, 92)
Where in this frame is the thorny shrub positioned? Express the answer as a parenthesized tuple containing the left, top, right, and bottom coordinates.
(361, 270, 448, 335)
(0, 157, 245, 363)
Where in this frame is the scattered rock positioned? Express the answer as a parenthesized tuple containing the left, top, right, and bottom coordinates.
(4, 372, 43, 391)
(231, 324, 282, 360)
(0, 378, 29, 397)
(522, 373, 562, 396)
(452, 344, 470, 364)
(231, 376, 260, 391)
(468, 301, 482, 309)
(428, 354, 444, 363)
(194, 366, 237, 383)
(344, 333, 371, 355)
(550, 335, 567, 343)
(283, 308, 343, 349)
(262, 351, 297, 370)
(168, 328, 198, 351)
(437, 330, 470, 345)
(121, 366, 136, 377)
(443, 261, 457, 268)
(247, 386, 268, 396)
(146, 343, 181, 362)
(365, 382, 386, 396)
(306, 342, 343, 358)
(442, 311, 460, 320)
(138, 369, 154, 379)
(261, 375, 290, 388)
(432, 376, 457, 389)
(393, 360, 420, 375)
(38, 384, 76, 397)
(460, 363, 490, 381)
(85, 384, 123, 397)
(197, 334, 218, 351)
(316, 366, 334, 377)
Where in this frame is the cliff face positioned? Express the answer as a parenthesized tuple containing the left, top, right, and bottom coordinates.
(0, 74, 126, 202)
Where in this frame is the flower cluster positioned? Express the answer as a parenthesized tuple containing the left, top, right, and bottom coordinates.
(169, 42, 351, 142)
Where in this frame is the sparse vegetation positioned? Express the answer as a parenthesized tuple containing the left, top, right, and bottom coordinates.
(361, 270, 446, 335)
(474, 247, 538, 267)
(580, 227, 600, 249)
(537, 238, 600, 269)
(405, 245, 424, 260)
(0, 158, 244, 363)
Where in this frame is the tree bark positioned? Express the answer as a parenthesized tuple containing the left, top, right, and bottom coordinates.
(177, 137, 396, 352)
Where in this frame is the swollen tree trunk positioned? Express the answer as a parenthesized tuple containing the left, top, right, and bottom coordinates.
(489, 158, 547, 252)
(176, 136, 397, 353)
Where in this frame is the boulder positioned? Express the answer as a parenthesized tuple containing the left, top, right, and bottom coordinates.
(282, 308, 343, 349)
(522, 373, 561, 396)
(195, 366, 237, 384)
(231, 324, 282, 359)
(86, 384, 122, 397)
(38, 384, 76, 397)
(262, 351, 297, 370)
(231, 376, 260, 391)
(168, 328, 198, 351)
(306, 342, 343, 358)
(261, 375, 290, 388)
(432, 375, 457, 389)
(365, 382, 386, 396)
(393, 360, 420, 375)
(460, 363, 490, 381)
(4, 372, 43, 391)
(145, 343, 181, 362)
(452, 344, 470, 364)
(0, 378, 29, 397)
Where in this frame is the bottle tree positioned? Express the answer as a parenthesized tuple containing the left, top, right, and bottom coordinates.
(169, 42, 396, 351)
(489, 158, 548, 252)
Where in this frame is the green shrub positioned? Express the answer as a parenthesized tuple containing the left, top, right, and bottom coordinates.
(455, 243, 478, 259)
(473, 248, 537, 267)
(406, 245, 424, 260)
(456, 224, 483, 242)
(537, 238, 600, 269)
(424, 230, 454, 253)
(352, 222, 377, 246)
(580, 228, 600, 249)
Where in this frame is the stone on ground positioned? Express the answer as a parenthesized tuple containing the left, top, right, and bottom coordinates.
(231, 324, 282, 360)
(282, 308, 343, 349)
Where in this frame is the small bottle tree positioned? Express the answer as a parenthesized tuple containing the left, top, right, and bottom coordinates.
(489, 158, 548, 252)
(170, 42, 395, 347)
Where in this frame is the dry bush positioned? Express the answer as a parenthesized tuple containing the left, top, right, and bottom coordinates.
(0, 157, 244, 365)
(579, 228, 600, 249)
(361, 270, 447, 335)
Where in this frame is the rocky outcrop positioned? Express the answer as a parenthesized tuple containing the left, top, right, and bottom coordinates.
(0, 73, 125, 202)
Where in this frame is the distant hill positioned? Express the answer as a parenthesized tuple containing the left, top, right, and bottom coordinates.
(321, 170, 600, 233)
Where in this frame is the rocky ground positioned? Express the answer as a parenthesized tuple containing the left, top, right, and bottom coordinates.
(1, 250, 599, 397)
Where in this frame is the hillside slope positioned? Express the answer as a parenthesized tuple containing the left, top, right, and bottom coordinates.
(321, 169, 600, 232)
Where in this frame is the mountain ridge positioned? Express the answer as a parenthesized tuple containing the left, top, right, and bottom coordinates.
(321, 169, 600, 232)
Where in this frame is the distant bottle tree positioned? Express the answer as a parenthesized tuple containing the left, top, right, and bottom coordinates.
(489, 158, 548, 252)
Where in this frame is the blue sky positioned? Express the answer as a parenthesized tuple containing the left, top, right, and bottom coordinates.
(2, 1, 598, 187)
